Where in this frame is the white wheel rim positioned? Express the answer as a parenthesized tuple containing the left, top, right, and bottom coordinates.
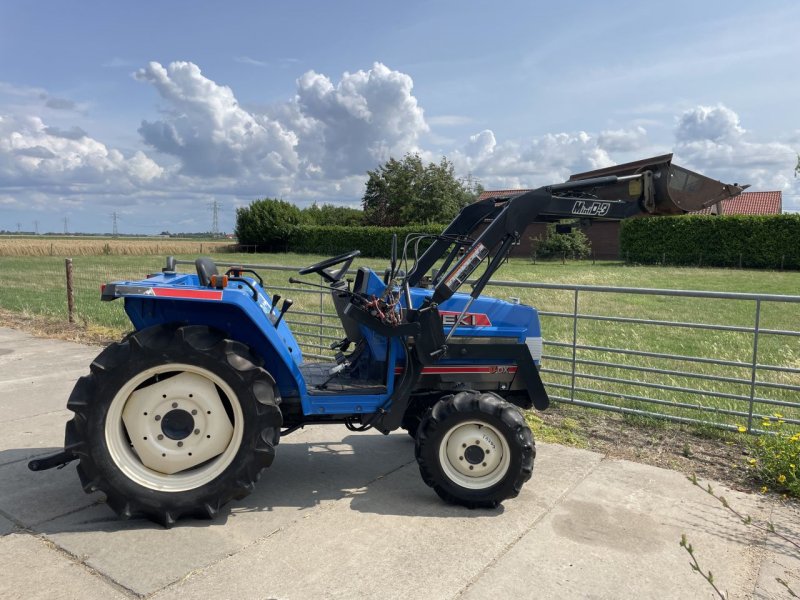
(438, 420, 511, 490)
(105, 363, 244, 493)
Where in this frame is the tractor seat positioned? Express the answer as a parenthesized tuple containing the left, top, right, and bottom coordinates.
(331, 267, 371, 344)
(195, 257, 219, 287)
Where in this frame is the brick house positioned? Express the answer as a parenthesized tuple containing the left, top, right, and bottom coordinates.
(476, 189, 783, 259)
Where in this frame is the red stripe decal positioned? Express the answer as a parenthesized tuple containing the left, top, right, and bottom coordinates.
(152, 288, 223, 300)
(395, 366, 517, 375)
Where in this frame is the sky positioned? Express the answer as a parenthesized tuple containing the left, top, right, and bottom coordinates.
(0, 0, 798, 234)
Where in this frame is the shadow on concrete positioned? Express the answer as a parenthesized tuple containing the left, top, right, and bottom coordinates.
(4, 431, 504, 534)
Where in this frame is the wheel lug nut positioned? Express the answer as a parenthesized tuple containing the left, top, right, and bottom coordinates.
(177, 441, 183, 447)
(469, 466, 474, 470)
(482, 462, 487, 467)
(462, 443, 466, 448)
(157, 434, 164, 440)
(155, 415, 161, 422)
(459, 456, 464, 461)
(191, 409, 197, 415)
(172, 402, 178, 408)
(194, 429, 200, 435)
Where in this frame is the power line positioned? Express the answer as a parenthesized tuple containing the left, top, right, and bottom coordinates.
(63, 217, 69, 235)
(111, 212, 119, 237)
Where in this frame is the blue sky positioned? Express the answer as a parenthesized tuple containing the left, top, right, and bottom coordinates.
(1, 0, 798, 234)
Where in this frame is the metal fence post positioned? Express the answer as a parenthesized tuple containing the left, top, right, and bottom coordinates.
(745, 299, 761, 432)
(319, 276, 324, 350)
(65, 258, 75, 324)
(570, 289, 579, 402)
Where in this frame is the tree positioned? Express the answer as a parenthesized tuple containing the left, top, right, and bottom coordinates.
(235, 198, 302, 249)
(362, 153, 480, 226)
(531, 223, 591, 260)
(302, 203, 364, 226)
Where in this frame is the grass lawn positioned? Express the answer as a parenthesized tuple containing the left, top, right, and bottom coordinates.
(1, 252, 798, 432)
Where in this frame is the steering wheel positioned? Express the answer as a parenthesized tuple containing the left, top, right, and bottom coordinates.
(298, 250, 361, 283)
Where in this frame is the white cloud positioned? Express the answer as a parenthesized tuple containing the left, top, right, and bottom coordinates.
(450, 129, 615, 190)
(675, 104, 744, 143)
(0, 82, 87, 118)
(0, 114, 163, 188)
(134, 61, 300, 179)
(43, 125, 87, 140)
(234, 56, 268, 67)
(3, 63, 798, 229)
(598, 126, 648, 152)
(674, 104, 798, 208)
(286, 62, 429, 177)
(132, 61, 429, 184)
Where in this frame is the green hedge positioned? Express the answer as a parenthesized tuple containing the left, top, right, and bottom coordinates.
(620, 214, 800, 269)
(286, 224, 446, 258)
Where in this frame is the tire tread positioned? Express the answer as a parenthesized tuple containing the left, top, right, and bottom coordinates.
(415, 391, 535, 509)
(64, 324, 281, 526)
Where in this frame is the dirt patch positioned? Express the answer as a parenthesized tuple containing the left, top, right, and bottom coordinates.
(533, 402, 762, 493)
(0, 308, 123, 347)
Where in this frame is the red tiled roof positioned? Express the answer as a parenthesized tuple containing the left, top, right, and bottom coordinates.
(692, 191, 782, 215)
(478, 189, 782, 216)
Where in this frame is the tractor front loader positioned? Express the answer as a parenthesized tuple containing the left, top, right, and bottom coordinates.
(29, 154, 744, 525)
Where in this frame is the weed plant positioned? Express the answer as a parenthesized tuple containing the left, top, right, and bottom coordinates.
(745, 415, 800, 498)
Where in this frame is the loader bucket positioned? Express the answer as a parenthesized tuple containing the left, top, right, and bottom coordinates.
(568, 153, 747, 215)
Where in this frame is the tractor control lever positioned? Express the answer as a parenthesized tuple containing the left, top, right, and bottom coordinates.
(271, 293, 281, 308)
(274, 298, 293, 327)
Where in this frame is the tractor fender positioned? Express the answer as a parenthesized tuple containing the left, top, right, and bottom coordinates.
(122, 296, 305, 400)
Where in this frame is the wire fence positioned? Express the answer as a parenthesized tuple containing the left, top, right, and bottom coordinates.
(1, 256, 798, 434)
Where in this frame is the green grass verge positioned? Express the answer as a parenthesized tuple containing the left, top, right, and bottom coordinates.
(1, 252, 798, 433)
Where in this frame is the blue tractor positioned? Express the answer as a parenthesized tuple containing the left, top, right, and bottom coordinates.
(30, 155, 744, 525)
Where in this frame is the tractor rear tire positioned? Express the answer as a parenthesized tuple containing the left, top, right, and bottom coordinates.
(65, 324, 282, 526)
(415, 391, 534, 508)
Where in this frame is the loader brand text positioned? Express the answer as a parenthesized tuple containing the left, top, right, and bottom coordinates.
(439, 311, 492, 327)
(571, 201, 611, 216)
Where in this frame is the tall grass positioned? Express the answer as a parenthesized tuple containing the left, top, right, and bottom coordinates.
(1, 252, 798, 433)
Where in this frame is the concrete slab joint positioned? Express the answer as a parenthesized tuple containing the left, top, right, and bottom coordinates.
(0, 327, 796, 599)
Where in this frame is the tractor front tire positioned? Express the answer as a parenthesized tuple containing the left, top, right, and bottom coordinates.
(415, 391, 534, 508)
(401, 400, 428, 439)
(65, 324, 281, 526)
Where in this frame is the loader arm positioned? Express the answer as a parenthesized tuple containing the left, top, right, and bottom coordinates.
(423, 153, 746, 305)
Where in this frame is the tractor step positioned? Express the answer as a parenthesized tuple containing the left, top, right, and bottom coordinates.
(300, 362, 386, 395)
(28, 448, 77, 471)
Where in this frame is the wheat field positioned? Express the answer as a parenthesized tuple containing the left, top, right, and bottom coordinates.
(0, 236, 236, 257)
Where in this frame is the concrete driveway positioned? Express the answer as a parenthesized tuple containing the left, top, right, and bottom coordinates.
(0, 327, 797, 599)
